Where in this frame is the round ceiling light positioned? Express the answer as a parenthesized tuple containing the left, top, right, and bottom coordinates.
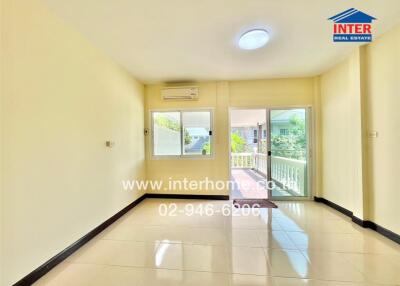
(238, 29, 270, 50)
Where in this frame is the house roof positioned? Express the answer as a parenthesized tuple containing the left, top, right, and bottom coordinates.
(271, 109, 305, 123)
(329, 8, 377, 23)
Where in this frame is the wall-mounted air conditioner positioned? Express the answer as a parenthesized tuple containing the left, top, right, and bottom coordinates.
(161, 86, 198, 101)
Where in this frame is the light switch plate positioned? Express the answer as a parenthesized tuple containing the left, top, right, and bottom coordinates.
(368, 131, 378, 138)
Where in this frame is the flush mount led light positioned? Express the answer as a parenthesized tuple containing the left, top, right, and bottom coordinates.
(238, 29, 270, 50)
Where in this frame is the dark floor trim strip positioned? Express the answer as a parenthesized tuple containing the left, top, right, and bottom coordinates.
(13, 194, 147, 286)
(368, 222, 400, 244)
(13, 193, 230, 285)
(313, 196, 353, 217)
(314, 196, 400, 245)
(146, 193, 230, 200)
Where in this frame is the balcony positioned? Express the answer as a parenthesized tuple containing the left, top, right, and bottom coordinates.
(231, 152, 307, 197)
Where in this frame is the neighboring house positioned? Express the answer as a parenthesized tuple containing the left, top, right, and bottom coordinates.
(231, 125, 266, 151)
(231, 109, 305, 151)
(270, 109, 305, 136)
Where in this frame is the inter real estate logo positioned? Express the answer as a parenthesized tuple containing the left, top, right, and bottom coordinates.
(328, 8, 376, 42)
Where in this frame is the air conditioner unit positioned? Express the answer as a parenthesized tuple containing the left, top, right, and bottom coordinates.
(161, 86, 198, 101)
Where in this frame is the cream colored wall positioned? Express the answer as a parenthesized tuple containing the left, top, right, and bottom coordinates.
(319, 24, 400, 234)
(365, 25, 400, 234)
(145, 78, 316, 195)
(319, 50, 365, 216)
(229, 78, 315, 107)
(145, 82, 230, 195)
(1, 0, 145, 284)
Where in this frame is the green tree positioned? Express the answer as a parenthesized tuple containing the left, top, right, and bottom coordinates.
(184, 129, 191, 145)
(202, 142, 211, 155)
(154, 115, 180, 131)
(231, 132, 246, 153)
(271, 115, 306, 160)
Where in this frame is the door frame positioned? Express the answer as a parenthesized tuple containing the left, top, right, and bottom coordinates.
(228, 106, 314, 201)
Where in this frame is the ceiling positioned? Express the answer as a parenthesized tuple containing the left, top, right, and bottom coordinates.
(42, 0, 400, 84)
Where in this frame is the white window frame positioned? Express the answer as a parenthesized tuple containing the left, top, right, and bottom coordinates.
(150, 108, 214, 160)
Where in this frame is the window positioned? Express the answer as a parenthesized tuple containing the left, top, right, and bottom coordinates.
(280, 128, 289, 135)
(152, 110, 212, 157)
(253, 129, 258, 143)
(153, 112, 181, 156)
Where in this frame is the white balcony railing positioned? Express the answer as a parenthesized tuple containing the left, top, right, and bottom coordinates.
(231, 152, 253, 168)
(271, 156, 306, 196)
(231, 152, 306, 196)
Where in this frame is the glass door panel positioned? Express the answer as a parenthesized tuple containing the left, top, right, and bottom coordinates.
(229, 109, 268, 199)
(269, 108, 309, 198)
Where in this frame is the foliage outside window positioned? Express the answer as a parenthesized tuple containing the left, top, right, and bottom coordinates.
(230, 113, 306, 160)
(272, 115, 306, 160)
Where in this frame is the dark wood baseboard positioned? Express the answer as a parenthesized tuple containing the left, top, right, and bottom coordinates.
(13, 194, 147, 286)
(13, 192, 230, 285)
(146, 193, 230, 200)
(314, 196, 400, 245)
(313, 196, 353, 217)
(368, 221, 400, 244)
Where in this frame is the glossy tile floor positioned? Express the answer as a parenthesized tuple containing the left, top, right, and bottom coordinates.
(35, 199, 400, 286)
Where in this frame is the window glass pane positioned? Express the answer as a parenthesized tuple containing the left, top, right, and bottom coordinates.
(153, 112, 181, 156)
(182, 111, 211, 155)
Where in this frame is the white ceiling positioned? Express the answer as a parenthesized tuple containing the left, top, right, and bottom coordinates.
(43, 0, 400, 84)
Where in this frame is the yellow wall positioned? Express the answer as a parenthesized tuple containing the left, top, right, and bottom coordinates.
(145, 82, 230, 195)
(229, 78, 315, 107)
(0, 0, 145, 284)
(145, 78, 316, 195)
(364, 25, 400, 234)
(319, 23, 400, 234)
(319, 50, 365, 217)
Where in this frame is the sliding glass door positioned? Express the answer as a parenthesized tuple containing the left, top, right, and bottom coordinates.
(229, 107, 311, 200)
(269, 108, 310, 198)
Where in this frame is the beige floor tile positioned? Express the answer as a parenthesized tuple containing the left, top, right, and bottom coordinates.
(273, 277, 385, 286)
(163, 226, 229, 245)
(94, 265, 147, 286)
(265, 249, 312, 278)
(273, 277, 330, 286)
(274, 217, 307, 232)
(304, 220, 363, 234)
(145, 242, 231, 272)
(228, 246, 271, 275)
(182, 244, 230, 272)
(257, 230, 298, 249)
(90, 266, 230, 286)
(149, 242, 185, 270)
(357, 230, 400, 255)
(342, 253, 400, 285)
(228, 216, 282, 230)
(287, 230, 400, 255)
(67, 239, 150, 267)
(36, 199, 400, 286)
(286, 232, 367, 253)
(102, 225, 167, 242)
(302, 250, 366, 282)
(228, 229, 263, 246)
(143, 269, 231, 286)
(34, 262, 106, 286)
(231, 274, 275, 285)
